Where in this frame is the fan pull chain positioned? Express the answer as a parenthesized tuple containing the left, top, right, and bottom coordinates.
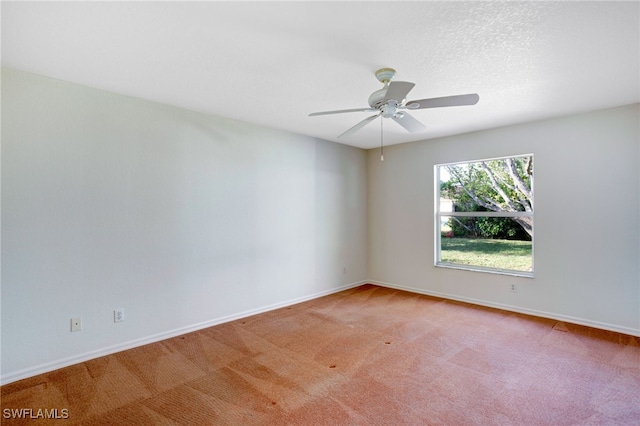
(380, 117, 384, 162)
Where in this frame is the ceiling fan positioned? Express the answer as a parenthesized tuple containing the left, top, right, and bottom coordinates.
(308, 68, 479, 139)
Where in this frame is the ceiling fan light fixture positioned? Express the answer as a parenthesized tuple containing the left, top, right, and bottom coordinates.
(381, 101, 398, 118)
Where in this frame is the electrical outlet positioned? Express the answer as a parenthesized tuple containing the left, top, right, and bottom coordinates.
(510, 283, 518, 293)
(114, 308, 124, 323)
(71, 317, 82, 332)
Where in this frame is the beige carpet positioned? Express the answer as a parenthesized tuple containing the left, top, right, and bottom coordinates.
(2, 284, 639, 425)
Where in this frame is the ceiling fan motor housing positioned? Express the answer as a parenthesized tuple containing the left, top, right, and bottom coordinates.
(368, 87, 389, 109)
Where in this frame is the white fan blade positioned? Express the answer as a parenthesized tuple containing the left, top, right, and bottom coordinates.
(338, 114, 380, 138)
(405, 93, 479, 109)
(392, 112, 427, 133)
(384, 81, 415, 103)
(309, 108, 376, 117)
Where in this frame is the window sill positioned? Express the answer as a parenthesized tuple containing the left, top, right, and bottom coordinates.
(436, 262, 534, 278)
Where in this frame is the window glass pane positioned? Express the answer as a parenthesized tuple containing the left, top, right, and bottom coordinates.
(440, 216, 532, 272)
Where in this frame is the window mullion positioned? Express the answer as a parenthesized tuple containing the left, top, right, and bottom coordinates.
(447, 211, 533, 218)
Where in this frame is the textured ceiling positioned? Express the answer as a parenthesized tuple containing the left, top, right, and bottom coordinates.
(2, 1, 639, 149)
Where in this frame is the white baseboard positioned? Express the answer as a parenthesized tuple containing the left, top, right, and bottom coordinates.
(0, 281, 367, 386)
(4, 278, 636, 385)
(369, 279, 640, 337)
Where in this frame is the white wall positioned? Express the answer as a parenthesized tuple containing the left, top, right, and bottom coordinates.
(2, 67, 638, 385)
(1, 69, 368, 383)
(368, 104, 640, 336)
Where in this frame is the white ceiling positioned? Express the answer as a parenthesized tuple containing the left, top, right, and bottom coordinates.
(2, 1, 639, 149)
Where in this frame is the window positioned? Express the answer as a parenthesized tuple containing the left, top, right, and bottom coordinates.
(435, 154, 533, 277)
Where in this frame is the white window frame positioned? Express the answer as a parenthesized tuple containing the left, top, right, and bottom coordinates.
(434, 154, 534, 278)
